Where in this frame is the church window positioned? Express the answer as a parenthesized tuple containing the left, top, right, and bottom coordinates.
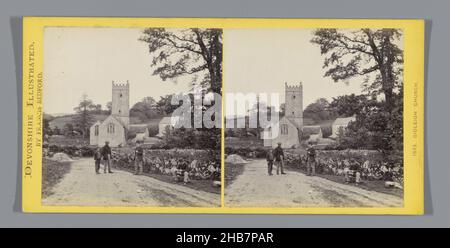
(281, 124, 288, 135)
(292, 111, 295, 115)
(120, 93, 122, 97)
(94, 125, 99, 136)
(293, 95, 296, 99)
(108, 123, 115, 133)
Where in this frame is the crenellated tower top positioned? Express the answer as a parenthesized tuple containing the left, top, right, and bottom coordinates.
(112, 80, 130, 89)
(285, 82, 303, 91)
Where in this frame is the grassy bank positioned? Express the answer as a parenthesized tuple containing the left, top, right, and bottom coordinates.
(225, 162, 246, 187)
(42, 158, 72, 198)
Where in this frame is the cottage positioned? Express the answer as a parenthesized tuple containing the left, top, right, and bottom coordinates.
(129, 124, 150, 143)
(302, 125, 323, 143)
(157, 116, 176, 137)
(330, 116, 356, 138)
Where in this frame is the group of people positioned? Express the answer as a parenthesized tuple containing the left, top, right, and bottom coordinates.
(93, 141, 145, 175)
(93, 141, 113, 174)
(265, 142, 317, 176)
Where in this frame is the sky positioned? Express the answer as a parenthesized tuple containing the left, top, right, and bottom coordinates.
(224, 29, 365, 117)
(43, 27, 191, 115)
(44, 27, 389, 116)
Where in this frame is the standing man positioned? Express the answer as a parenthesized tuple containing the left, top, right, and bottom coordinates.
(273, 142, 286, 175)
(306, 142, 316, 176)
(101, 141, 113, 174)
(134, 141, 145, 175)
(266, 147, 274, 176)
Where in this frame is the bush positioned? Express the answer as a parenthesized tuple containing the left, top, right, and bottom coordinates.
(46, 144, 95, 157)
(225, 146, 268, 158)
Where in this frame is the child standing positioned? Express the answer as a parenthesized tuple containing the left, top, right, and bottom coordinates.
(94, 148, 102, 174)
(266, 148, 274, 176)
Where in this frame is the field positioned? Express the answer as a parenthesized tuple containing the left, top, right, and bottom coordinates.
(48, 114, 109, 130)
(48, 114, 161, 137)
(47, 114, 157, 129)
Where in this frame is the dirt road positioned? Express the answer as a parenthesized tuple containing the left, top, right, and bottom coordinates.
(42, 158, 220, 207)
(225, 159, 403, 208)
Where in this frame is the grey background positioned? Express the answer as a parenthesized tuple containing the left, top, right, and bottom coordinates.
(0, 0, 447, 227)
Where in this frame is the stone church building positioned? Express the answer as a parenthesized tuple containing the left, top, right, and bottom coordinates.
(90, 81, 147, 147)
(263, 82, 304, 148)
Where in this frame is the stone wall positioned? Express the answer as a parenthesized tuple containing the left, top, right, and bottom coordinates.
(112, 148, 220, 180)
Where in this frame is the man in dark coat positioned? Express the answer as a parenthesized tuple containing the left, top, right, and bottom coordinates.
(101, 141, 113, 173)
(273, 142, 286, 175)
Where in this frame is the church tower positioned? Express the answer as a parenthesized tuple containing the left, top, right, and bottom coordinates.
(284, 82, 303, 129)
(111, 80, 130, 128)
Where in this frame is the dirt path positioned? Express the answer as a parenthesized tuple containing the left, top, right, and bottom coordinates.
(225, 159, 403, 208)
(42, 158, 220, 207)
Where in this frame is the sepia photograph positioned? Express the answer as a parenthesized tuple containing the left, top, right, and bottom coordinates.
(224, 28, 404, 208)
(21, 17, 423, 214)
(41, 27, 222, 207)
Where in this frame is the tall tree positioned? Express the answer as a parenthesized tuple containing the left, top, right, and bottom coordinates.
(130, 96, 159, 121)
(140, 28, 222, 94)
(141, 28, 222, 157)
(304, 98, 333, 122)
(311, 29, 403, 110)
(156, 95, 183, 116)
(329, 94, 371, 117)
(73, 94, 95, 138)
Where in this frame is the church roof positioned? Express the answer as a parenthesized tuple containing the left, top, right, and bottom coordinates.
(159, 116, 172, 124)
(129, 124, 148, 133)
(90, 115, 127, 130)
(108, 115, 127, 128)
(128, 124, 148, 138)
(159, 116, 180, 125)
(302, 125, 322, 135)
(333, 116, 356, 126)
